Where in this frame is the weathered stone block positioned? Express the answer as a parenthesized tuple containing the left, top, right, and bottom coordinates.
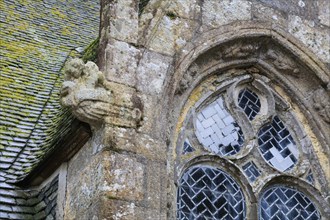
(102, 152, 144, 201)
(137, 50, 172, 95)
(105, 40, 140, 86)
(145, 16, 197, 55)
(252, 2, 287, 29)
(98, 197, 138, 220)
(137, 94, 166, 136)
(288, 15, 330, 63)
(103, 127, 167, 161)
(109, 0, 139, 44)
(167, 0, 200, 20)
(202, 0, 252, 28)
(65, 148, 145, 218)
(318, 0, 330, 27)
(256, 0, 318, 20)
(144, 161, 167, 210)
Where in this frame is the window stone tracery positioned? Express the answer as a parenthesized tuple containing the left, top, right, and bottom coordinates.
(175, 71, 326, 219)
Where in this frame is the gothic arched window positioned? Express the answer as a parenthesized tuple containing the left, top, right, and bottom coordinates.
(175, 72, 325, 219)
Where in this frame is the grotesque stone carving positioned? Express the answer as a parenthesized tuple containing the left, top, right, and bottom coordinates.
(266, 49, 300, 76)
(312, 88, 330, 124)
(176, 63, 199, 94)
(60, 58, 142, 128)
(222, 42, 260, 59)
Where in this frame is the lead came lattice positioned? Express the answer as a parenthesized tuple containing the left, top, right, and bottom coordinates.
(177, 166, 246, 220)
(195, 97, 244, 156)
(258, 116, 299, 172)
(260, 186, 320, 220)
(242, 161, 261, 182)
(238, 88, 261, 120)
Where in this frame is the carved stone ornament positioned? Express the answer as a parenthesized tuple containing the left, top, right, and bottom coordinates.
(312, 88, 330, 124)
(60, 58, 142, 128)
(176, 63, 199, 95)
(265, 49, 300, 76)
(222, 42, 260, 59)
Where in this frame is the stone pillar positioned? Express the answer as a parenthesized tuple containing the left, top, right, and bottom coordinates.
(60, 0, 170, 218)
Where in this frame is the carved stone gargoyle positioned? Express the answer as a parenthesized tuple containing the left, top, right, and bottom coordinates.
(60, 58, 142, 128)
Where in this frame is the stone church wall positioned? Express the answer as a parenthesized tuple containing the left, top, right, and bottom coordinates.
(61, 0, 329, 219)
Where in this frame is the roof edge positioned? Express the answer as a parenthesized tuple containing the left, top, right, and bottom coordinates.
(16, 119, 91, 187)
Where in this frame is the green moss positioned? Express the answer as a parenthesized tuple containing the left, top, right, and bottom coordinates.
(82, 37, 99, 63)
(61, 26, 71, 35)
(51, 8, 67, 19)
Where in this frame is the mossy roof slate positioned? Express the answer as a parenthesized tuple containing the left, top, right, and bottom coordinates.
(1, 0, 99, 217)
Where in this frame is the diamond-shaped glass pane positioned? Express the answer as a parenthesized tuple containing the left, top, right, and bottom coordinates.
(242, 161, 261, 182)
(258, 116, 299, 172)
(238, 88, 261, 120)
(177, 166, 246, 220)
(195, 97, 244, 156)
(260, 186, 320, 220)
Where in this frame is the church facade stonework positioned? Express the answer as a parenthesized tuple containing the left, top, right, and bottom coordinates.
(57, 0, 330, 219)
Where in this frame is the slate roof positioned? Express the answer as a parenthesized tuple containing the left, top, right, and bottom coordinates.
(0, 175, 58, 219)
(0, 0, 99, 218)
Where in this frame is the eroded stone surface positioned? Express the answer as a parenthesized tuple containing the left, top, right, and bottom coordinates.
(60, 0, 330, 219)
(202, 0, 252, 28)
(109, 0, 139, 44)
(318, 0, 330, 27)
(256, 0, 318, 20)
(102, 153, 144, 201)
(65, 148, 144, 219)
(145, 15, 197, 55)
(105, 40, 140, 86)
(252, 2, 287, 28)
(137, 50, 172, 95)
(288, 15, 330, 63)
(167, 0, 200, 20)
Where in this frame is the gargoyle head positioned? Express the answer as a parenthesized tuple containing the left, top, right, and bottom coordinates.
(60, 58, 111, 125)
(60, 58, 143, 129)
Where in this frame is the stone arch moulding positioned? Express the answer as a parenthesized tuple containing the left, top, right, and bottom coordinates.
(168, 21, 330, 219)
(175, 154, 256, 203)
(169, 21, 329, 164)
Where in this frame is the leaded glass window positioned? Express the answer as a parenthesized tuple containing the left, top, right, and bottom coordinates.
(177, 166, 246, 220)
(242, 161, 261, 182)
(258, 116, 299, 172)
(260, 186, 320, 220)
(195, 97, 244, 156)
(176, 74, 325, 220)
(238, 88, 261, 120)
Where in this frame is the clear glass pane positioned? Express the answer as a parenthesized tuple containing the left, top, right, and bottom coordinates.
(195, 97, 244, 156)
(177, 166, 246, 220)
(258, 116, 299, 172)
(238, 88, 261, 120)
(260, 186, 320, 220)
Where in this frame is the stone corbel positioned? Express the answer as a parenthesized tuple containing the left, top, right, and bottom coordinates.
(60, 58, 142, 129)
